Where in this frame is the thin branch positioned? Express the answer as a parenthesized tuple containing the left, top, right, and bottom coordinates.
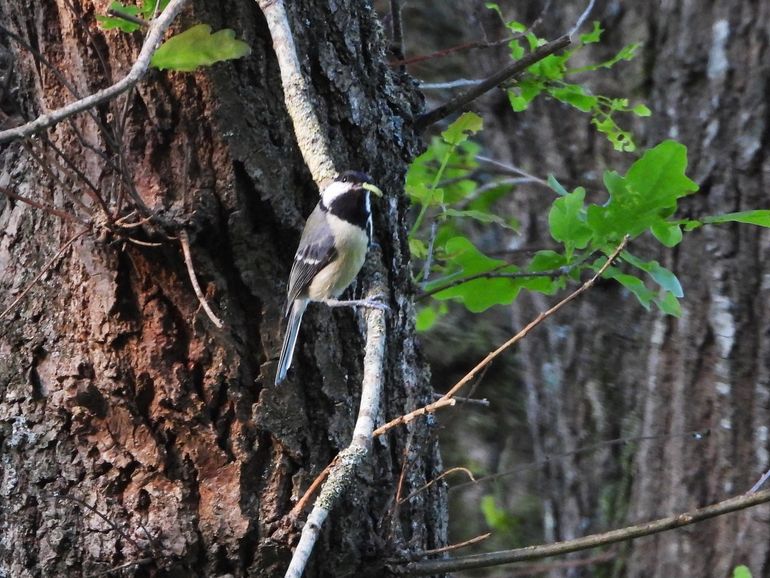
(0, 231, 86, 321)
(256, 0, 337, 186)
(393, 489, 770, 575)
(432, 392, 489, 406)
(290, 455, 339, 518)
(107, 8, 149, 28)
(408, 532, 491, 558)
(569, 0, 597, 38)
(86, 558, 153, 577)
(389, 0, 405, 64)
(450, 429, 710, 492)
(284, 277, 388, 578)
(0, 0, 190, 145)
(419, 79, 484, 90)
(45, 491, 141, 552)
(506, 551, 616, 576)
(392, 0, 552, 68)
(749, 468, 770, 493)
(476, 155, 549, 187)
(373, 236, 628, 438)
(418, 269, 564, 301)
(0, 186, 89, 225)
(415, 35, 571, 130)
(399, 467, 477, 504)
(179, 230, 224, 329)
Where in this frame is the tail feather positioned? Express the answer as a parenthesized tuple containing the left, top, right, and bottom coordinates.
(275, 300, 307, 385)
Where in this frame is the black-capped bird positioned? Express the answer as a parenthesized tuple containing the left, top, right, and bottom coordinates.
(275, 171, 385, 385)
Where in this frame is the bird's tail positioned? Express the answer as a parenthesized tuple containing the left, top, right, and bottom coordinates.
(275, 299, 308, 385)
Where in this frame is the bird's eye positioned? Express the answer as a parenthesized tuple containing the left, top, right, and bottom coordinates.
(341, 175, 348, 183)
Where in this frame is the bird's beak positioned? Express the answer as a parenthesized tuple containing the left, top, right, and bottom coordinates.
(362, 183, 383, 197)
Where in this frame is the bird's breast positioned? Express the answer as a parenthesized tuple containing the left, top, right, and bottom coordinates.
(307, 214, 369, 300)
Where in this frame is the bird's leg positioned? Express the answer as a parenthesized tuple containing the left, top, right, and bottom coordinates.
(321, 296, 390, 311)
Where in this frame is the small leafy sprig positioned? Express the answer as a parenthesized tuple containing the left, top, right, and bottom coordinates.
(408, 114, 770, 330)
(97, 0, 251, 72)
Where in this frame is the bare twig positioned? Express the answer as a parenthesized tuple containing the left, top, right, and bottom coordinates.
(256, 0, 337, 186)
(179, 230, 224, 329)
(86, 557, 153, 577)
(45, 492, 141, 551)
(399, 467, 476, 504)
(415, 35, 571, 130)
(389, 0, 405, 64)
(0, 0, 190, 144)
(408, 532, 491, 558)
(0, 231, 85, 321)
(418, 269, 564, 301)
(476, 155, 549, 186)
(284, 280, 387, 578)
(0, 186, 89, 225)
(451, 429, 710, 492)
(419, 79, 484, 90)
(749, 468, 770, 493)
(290, 455, 339, 517)
(373, 236, 628, 438)
(431, 392, 489, 406)
(107, 8, 149, 28)
(393, 489, 770, 574)
(392, 0, 552, 68)
(506, 551, 616, 576)
(569, 0, 597, 38)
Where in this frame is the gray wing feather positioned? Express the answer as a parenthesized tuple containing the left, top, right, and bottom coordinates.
(286, 204, 336, 311)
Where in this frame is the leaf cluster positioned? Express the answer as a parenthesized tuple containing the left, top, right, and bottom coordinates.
(96, 2, 251, 72)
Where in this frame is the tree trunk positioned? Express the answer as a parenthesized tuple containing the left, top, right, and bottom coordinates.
(0, 1, 445, 576)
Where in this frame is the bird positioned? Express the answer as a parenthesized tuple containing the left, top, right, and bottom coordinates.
(275, 171, 386, 385)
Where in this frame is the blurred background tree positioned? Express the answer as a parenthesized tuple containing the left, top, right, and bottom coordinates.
(384, 1, 770, 576)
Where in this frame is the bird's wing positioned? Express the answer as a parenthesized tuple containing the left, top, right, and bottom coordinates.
(286, 204, 336, 312)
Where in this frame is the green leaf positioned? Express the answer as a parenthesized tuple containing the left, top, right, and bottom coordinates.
(650, 220, 683, 247)
(656, 291, 682, 317)
(96, 2, 142, 32)
(622, 253, 683, 297)
(632, 104, 652, 117)
(416, 305, 438, 332)
(151, 24, 252, 71)
(604, 267, 654, 310)
(703, 210, 770, 228)
(733, 565, 753, 578)
(140, 0, 170, 17)
(547, 174, 569, 197)
(579, 21, 603, 44)
(409, 238, 427, 259)
(548, 187, 592, 254)
(441, 112, 484, 146)
(549, 83, 598, 112)
(529, 250, 568, 272)
(626, 140, 699, 202)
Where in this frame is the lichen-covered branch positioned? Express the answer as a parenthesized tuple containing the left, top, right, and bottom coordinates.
(256, 0, 338, 186)
(284, 278, 387, 578)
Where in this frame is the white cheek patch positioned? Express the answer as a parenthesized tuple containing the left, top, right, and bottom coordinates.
(321, 181, 352, 205)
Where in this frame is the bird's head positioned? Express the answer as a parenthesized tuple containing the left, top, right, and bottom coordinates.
(321, 171, 383, 207)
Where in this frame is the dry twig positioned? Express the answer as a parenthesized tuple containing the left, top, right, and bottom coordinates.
(0, 0, 190, 144)
(179, 230, 224, 329)
(374, 236, 629, 438)
(394, 488, 770, 574)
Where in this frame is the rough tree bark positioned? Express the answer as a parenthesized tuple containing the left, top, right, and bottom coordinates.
(0, 1, 445, 576)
